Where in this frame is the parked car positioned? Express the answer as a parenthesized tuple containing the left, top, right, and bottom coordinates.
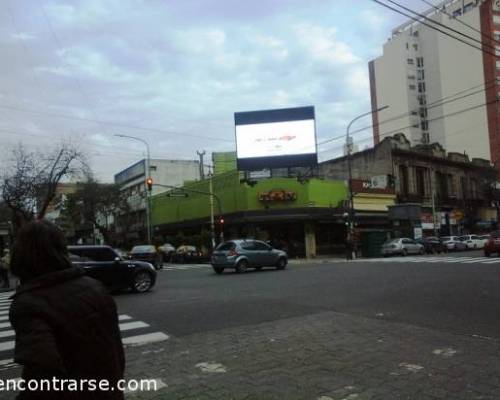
(172, 245, 210, 264)
(441, 236, 467, 251)
(416, 237, 447, 254)
(129, 245, 163, 269)
(211, 239, 288, 274)
(381, 238, 424, 257)
(459, 235, 485, 249)
(478, 235, 491, 248)
(68, 245, 157, 293)
(157, 243, 176, 262)
(484, 231, 500, 257)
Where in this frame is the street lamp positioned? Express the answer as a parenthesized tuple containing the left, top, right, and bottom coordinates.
(345, 105, 388, 259)
(114, 134, 152, 245)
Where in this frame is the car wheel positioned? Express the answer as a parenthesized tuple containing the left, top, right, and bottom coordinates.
(235, 259, 248, 273)
(132, 271, 153, 293)
(276, 257, 287, 270)
(213, 266, 224, 274)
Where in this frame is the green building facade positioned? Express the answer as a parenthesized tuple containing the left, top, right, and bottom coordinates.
(151, 170, 348, 258)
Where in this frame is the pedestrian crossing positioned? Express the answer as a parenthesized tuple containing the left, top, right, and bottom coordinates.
(161, 263, 212, 271)
(356, 256, 500, 264)
(0, 291, 170, 372)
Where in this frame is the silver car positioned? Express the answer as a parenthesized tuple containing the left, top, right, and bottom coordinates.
(441, 236, 467, 251)
(381, 238, 425, 257)
(211, 239, 288, 274)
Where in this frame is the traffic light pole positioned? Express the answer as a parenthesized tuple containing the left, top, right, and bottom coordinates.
(152, 182, 223, 249)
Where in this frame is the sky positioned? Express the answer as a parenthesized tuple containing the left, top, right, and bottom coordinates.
(0, 0, 429, 182)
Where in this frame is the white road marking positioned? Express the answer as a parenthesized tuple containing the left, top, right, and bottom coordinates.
(432, 348, 457, 357)
(0, 322, 10, 329)
(482, 258, 500, 264)
(0, 310, 9, 316)
(0, 358, 14, 366)
(0, 299, 12, 304)
(0, 306, 10, 311)
(0, 316, 8, 322)
(0, 340, 15, 352)
(118, 315, 132, 321)
(122, 332, 169, 346)
(0, 330, 14, 339)
(119, 321, 149, 331)
(195, 362, 227, 373)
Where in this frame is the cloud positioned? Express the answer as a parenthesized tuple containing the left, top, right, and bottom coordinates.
(9, 32, 36, 41)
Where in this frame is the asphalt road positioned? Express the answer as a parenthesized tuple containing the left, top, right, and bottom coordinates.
(114, 249, 500, 341)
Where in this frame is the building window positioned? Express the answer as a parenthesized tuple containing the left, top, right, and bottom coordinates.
(413, 43, 419, 51)
(416, 57, 424, 67)
(407, 58, 414, 65)
(409, 84, 416, 90)
(413, 31, 419, 37)
(452, 9, 462, 17)
(415, 167, 428, 195)
(447, 174, 456, 197)
(461, 177, 468, 199)
(408, 75, 416, 80)
(496, 46, 500, 56)
(495, 31, 500, 41)
(417, 70, 425, 80)
(418, 95, 427, 105)
(420, 108, 428, 118)
(422, 132, 430, 144)
(418, 82, 426, 93)
(411, 110, 418, 116)
(406, 42, 409, 50)
(421, 120, 429, 130)
(149, 165, 157, 171)
(494, 15, 500, 25)
(399, 165, 409, 196)
(463, 3, 473, 13)
(497, 61, 500, 70)
(436, 172, 449, 199)
(470, 178, 478, 198)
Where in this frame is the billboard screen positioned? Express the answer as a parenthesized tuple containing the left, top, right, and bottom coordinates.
(234, 106, 317, 170)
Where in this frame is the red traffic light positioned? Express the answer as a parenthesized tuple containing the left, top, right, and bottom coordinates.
(219, 218, 225, 224)
(146, 178, 153, 191)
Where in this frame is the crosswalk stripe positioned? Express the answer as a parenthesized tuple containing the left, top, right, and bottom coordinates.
(122, 332, 169, 346)
(0, 316, 8, 322)
(0, 310, 9, 316)
(462, 258, 491, 263)
(0, 330, 14, 339)
(0, 341, 14, 352)
(119, 321, 149, 331)
(0, 306, 10, 311)
(481, 258, 500, 264)
(0, 322, 11, 329)
(118, 315, 132, 321)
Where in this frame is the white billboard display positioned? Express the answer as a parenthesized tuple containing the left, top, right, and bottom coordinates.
(234, 106, 318, 170)
(236, 119, 316, 159)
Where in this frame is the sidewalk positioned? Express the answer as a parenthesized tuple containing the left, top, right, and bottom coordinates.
(125, 310, 500, 400)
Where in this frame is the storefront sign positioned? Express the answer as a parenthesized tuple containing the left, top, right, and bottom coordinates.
(258, 190, 297, 202)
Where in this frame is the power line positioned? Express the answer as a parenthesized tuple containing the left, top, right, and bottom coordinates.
(370, 0, 499, 58)
(0, 103, 233, 142)
(384, 0, 497, 52)
(419, 0, 500, 46)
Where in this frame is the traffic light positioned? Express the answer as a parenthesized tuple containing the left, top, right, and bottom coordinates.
(146, 177, 153, 191)
(219, 218, 225, 225)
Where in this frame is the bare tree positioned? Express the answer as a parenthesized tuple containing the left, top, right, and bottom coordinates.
(1, 143, 87, 227)
(63, 177, 130, 245)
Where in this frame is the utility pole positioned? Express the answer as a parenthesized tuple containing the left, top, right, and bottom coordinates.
(208, 167, 216, 250)
(197, 150, 206, 180)
(431, 169, 439, 237)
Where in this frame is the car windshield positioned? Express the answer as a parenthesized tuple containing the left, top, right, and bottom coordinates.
(441, 237, 451, 241)
(131, 246, 155, 253)
(384, 239, 400, 244)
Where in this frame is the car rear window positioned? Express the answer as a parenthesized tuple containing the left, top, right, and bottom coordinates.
(132, 245, 155, 253)
(216, 242, 235, 251)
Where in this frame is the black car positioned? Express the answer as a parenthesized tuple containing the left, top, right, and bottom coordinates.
(416, 237, 447, 254)
(129, 245, 163, 269)
(68, 245, 157, 293)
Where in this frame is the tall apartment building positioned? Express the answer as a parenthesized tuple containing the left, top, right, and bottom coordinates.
(369, 0, 500, 167)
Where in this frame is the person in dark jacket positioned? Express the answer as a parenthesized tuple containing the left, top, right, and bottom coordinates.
(9, 220, 125, 399)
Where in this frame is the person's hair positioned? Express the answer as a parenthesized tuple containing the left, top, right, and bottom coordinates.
(11, 220, 72, 282)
